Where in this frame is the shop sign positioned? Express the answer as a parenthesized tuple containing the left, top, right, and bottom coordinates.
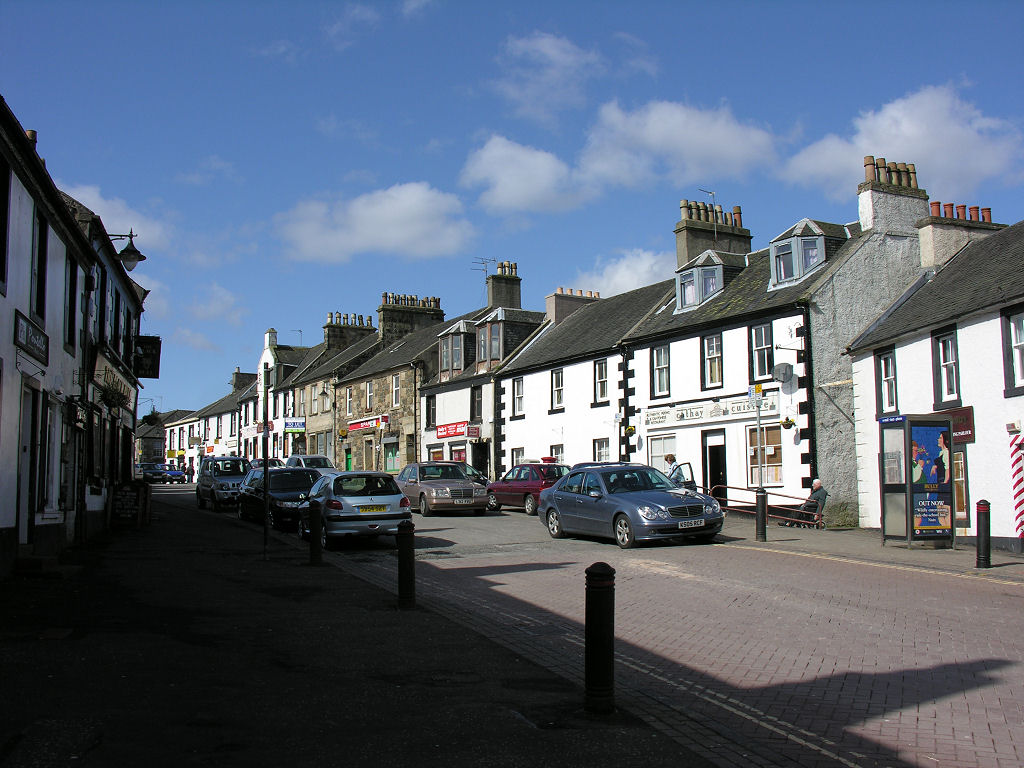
(436, 421, 467, 439)
(935, 406, 975, 444)
(93, 350, 137, 411)
(283, 417, 306, 434)
(134, 335, 162, 378)
(467, 426, 480, 438)
(349, 415, 383, 431)
(241, 425, 256, 439)
(14, 310, 48, 365)
(644, 391, 779, 429)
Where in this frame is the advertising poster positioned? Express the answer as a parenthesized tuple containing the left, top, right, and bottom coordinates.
(909, 424, 953, 539)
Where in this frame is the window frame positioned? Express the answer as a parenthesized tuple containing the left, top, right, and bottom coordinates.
(747, 425, 783, 487)
(770, 235, 825, 286)
(366, 380, 374, 411)
(550, 368, 564, 412)
(0, 153, 9, 294)
(749, 323, 773, 382)
(1001, 304, 1024, 398)
(593, 437, 610, 462)
(392, 373, 401, 407)
(469, 385, 483, 422)
(425, 394, 436, 428)
(512, 377, 524, 418)
(593, 358, 609, 405)
(874, 347, 898, 416)
(64, 254, 78, 353)
(651, 345, 670, 399)
(701, 333, 723, 390)
(346, 386, 353, 417)
(676, 265, 724, 310)
(31, 207, 48, 322)
(931, 327, 962, 410)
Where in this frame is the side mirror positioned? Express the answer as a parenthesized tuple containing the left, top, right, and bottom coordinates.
(588, 490, 602, 498)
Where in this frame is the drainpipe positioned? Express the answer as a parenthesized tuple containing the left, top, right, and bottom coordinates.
(409, 360, 421, 465)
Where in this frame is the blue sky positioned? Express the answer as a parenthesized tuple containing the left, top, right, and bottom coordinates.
(3, 0, 1023, 414)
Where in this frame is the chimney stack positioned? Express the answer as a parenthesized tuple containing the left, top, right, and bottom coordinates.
(674, 200, 752, 267)
(858, 155, 929, 233)
(486, 261, 522, 309)
(545, 286, 600, 325)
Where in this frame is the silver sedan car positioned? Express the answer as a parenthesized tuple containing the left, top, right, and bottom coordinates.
(299, 471, 412, 548)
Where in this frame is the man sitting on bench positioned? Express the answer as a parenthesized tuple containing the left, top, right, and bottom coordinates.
(800, 478, 828, 527)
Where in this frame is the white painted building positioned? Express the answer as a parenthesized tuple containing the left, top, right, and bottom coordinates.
(849, 217, 1021, 550)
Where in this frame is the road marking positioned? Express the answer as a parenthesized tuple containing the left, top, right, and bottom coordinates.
(717, 543, 1024, 586)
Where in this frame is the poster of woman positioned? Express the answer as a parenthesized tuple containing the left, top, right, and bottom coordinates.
(909, 425, 952, 538)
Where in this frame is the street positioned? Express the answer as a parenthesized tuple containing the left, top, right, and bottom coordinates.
(162, 486, 1024, 766)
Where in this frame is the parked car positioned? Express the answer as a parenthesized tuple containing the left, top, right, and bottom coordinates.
(238, 467, 319, 529)
(486, 461, 569, 515)
(196, 456, 252, 511)
(139, 463, 167, 483)
(162, 463, 187, 483)
(250, 457, 285, 468)
(298, 470, 412, 547)
(285, 454, 335, 474)
(453, 461, 489, 485)
(537, 463, 724, 549)
(395, 462, 488, 516)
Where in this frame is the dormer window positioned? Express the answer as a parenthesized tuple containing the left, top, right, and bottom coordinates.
(771, 236, 824, 285)
(676, 265, 723, 311)
(439, 334, 464, 374)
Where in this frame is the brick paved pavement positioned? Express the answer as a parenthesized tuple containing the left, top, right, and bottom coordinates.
(323, 516, 1024, 768)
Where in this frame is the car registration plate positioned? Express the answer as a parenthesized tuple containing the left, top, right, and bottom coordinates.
(678, 519, 703, 529)
(453, 498, 472, 505)
(359, 505, 386, 513)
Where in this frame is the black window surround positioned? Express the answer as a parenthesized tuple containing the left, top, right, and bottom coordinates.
(931, 326, 962, 411)
(592, 358, 609, 406)
(874, 346, 898, 417)
(1002, 303, 1024, 399)
(701, 333, 723, 391)
(550, 368, 564, 412)
(650, 344, 670, 400)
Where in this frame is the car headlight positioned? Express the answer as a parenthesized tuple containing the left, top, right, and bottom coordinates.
(704, 500, 723, 517)
(637, 505, 668, 521)
(430, 487, 451, 498)
(473, 486, 486, 497)
(277, 501, 301, 509)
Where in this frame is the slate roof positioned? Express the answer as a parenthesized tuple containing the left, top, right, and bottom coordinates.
(848, 218, 1024, 352)
(499, 280, 675, 375)
(192, 388, 245, 418)
(278, 342, 329, 388)
(772, 218, 855, 242)
(300, 333, 383, 384)
(341, 308, 491, 382)
(273, 344, 310, 367)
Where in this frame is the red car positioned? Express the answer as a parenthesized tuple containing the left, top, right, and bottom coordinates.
(486, 461, 570, 515)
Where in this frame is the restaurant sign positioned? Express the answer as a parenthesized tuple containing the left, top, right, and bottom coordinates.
(644, 391, 779, 429)
(436, 421, 467, 439)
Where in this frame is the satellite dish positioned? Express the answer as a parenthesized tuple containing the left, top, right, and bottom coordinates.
(772, 363, 794, 383)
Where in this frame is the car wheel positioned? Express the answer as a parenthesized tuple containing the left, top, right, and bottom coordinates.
(266, 509, 276, 529)
(419, 496, 433, 517)
(320, 523, 329, 551)
(614, 515, 636, 549)
(486, 492, 500, 511)
(196, 490, 206, 509)
(524, 495, 538, 516)
(237, 505, 244, 521)
(297, 518, 307, 540)
(546, 509, 566, 539)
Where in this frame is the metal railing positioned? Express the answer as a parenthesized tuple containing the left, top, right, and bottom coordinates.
(707, 483, 824, 529)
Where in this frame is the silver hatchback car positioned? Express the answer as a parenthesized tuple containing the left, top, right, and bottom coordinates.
(298, 471, 412, 548)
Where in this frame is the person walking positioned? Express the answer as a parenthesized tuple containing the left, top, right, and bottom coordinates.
(665, 453, 679, 474)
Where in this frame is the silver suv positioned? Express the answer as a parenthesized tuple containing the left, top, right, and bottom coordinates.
(285, 454, 336, 474)
(196, 456, 251, 511)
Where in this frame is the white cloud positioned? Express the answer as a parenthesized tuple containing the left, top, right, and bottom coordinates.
(401, 0, 433, 17)
(781, 84, 1024, 201)
(493, 32, 604, 125)
(137, 276, 170, 322)
(461, 100, 776, 214)
(175, 155, 239, 186)
(58, 182, 171, 251)
(578, 100, 777, 191)
(255, 39, 301, 64)
(573, 248, 676, 298)
(275, 182, 474, 262)
(460, 135, 581, 213)
(172, 328, 219, 352)
(324, 4, 380, 50)
(184, 283, 247, 328)
(611, 32, 658, 78)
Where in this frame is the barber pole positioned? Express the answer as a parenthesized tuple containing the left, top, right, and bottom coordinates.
(1013, 433, 1024, 537)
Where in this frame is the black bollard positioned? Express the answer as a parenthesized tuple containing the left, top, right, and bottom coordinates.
(755, 487, 767, 542)
(397, 520, 416, 610)
(976, 499, 991, 569)
(584, 562, 615, 714)
(309, 506, 323, 566)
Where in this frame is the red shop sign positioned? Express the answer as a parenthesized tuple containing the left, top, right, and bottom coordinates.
(436, 421, 467, 439)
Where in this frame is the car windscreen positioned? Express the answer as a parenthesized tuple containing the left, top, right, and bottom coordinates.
(538, 465, 567, 481)
(213, 460, 249, 476)
(334, 475, 401, 497)
(419, 465, 465, 481)
(269, 470, 319, 491)
(303, 457, 334, 468)
(602, 467, 676, 493)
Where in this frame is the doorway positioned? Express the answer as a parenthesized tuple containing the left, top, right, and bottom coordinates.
(702, 429, 727, 503)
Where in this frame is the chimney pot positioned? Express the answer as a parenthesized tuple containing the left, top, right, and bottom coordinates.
(887, 162, 898, 185)
(981, 207, 992, 223)
(680, 199, 690, 220)
(732, 205, 743, 228)
(896, 162, 908, 187)
(930, 201, 941, 217)
(943, 203, 954, 218)
(969, 206, 979, 221)
(25, 129, 37, 148)
(956, 204, 967, 219)
(908, 163, 918, 189)
(863, 156, 875, 183)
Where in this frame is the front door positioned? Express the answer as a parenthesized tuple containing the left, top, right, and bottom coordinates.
(702, 429, 727, 504)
